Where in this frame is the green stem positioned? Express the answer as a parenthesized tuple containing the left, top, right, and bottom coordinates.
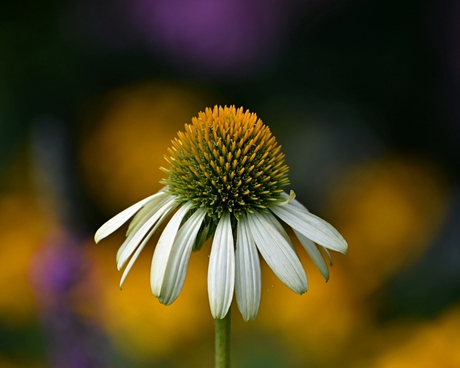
(215, 310, 231, 368)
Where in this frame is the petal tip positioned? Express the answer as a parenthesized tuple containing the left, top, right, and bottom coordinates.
(241, 312, 257, 322)
(94, 231, 103, 244)
(338, 243, 348, 255)
(298, 283, 309, 295)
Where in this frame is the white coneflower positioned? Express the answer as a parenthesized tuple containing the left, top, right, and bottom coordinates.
(95, 106, 347, 321)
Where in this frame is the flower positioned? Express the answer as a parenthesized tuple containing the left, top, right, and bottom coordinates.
(94, 106, 348, 321)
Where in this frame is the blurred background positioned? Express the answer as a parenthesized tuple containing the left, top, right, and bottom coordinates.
(1, 0, 460, 367)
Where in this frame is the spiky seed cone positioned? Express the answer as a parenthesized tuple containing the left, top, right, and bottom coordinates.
(162, 105, 290, 223)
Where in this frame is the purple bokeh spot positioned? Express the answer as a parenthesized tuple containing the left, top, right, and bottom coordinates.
(61, 0, 338, 77)
(129, 0, 289, 75)
(31, 233, 85, 297)
(31, 232, 111, 367)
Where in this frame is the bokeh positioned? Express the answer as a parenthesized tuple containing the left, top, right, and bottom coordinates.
(1, 0, 459, 367)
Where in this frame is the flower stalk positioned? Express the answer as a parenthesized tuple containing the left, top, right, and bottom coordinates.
(215, 311, 231, 368)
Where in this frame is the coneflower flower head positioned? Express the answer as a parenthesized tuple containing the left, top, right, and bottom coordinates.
(163, 106, 290, 247)
(95, 106, 347, 321)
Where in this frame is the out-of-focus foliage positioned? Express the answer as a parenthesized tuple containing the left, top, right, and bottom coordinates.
(329, 157, 449, 296)
(80, 83, 210, 211)
(349, 303, 460, 368)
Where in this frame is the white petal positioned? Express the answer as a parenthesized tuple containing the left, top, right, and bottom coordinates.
(261, 211, 295, 250)
(116, 193, 172, 263)
(94, 192, 164, 243)
(208, 213, 235, 319)
(271, 203, 348, 254)
(157, 208, 207, 305)
(119, 207, 174, 289)
(150, 201, 194, 297)
(235, 215, 261, 321)
(125, 194, 165, 237)
(116, 194, 175, 263)
(294, 230, 329, 281)
(117, 196, 178, 269)
(247, 212, 308, 295)
(280, 193, 334, 266)
(321, 246, 334, 266)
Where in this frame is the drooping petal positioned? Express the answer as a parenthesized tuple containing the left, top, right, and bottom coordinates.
(94, 192, 164, 243)
(157, 208, 207, 305)
(321, 246, 334, 266)
(261, 211, 295, 249)
(150, 201, 194, 297)
(235, 215, 261, 321)
(117, 196, 178, 270)
(119, 207, 175, 288)
(247, 211, 308, 295)
(117, 194, 174, 262)
(126, 187, 169, 237)
(271, 203, 348, 254)
(294, 230, 329, 281)
(280, 192, 335, 267)
(208, 213, 235, 319)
